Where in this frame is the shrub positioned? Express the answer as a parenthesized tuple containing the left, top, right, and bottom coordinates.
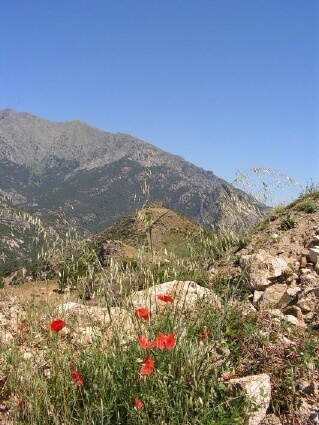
(297, 202, 318, 214)
(280, 214, 298, 230)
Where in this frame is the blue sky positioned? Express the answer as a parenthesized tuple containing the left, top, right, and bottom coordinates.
(1, 0, 318, 204)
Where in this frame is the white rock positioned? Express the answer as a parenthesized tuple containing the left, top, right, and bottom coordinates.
(253, 291, 264, 305)
(22, 352, 33, 360)
(286, 287, 302, 297)
(284, 315, 301, 326)
(258, 284, 291, 309)
(240, 251, 290, 290)
(309, 247, 319, 264)
(127, 280, 221, 313)
(57, 301, 81, 312)
(228, 373, 271, 425)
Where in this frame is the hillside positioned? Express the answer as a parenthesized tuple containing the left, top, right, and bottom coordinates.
(93, 206, 202, 256)
(0, 109, 265, 237)
(0, 191, 318, 424)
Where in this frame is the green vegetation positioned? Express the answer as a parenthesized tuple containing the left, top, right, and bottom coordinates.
(297, 201, 318, 214)
(280, 214, 298, 230)
(1, 180, 319, 424)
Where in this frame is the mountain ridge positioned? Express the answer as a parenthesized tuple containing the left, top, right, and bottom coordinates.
(0, 108, 265, 237)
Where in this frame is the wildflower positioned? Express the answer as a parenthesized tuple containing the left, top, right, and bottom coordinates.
(17, 401, 23, 409)
(157, 332, 176, 349)
(140, 356, 155, 375)
(157, 294, 173, 303)
(50, 318, 66, 332)
(200, 328, 212, 341)
(134, 398, 144, 409)
(139, 335, 157, 349)
(135, 308, 151, 320)
(71, 370, 84, 387)
(17, 323, 29, 330)
(223, 372, 237, 381)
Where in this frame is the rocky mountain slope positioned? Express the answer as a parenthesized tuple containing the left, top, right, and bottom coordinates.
(0, 109, 265, 237)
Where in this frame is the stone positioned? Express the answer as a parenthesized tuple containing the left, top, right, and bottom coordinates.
(258, 284, 292, 309)
(227, 373, 271, 425)
(299, 273, 318, 287)
(269, 310, 306, 328)
(277, 334, 294, 346)
(308, 236, 319, 248)
(300, 268, 311, 275)
(295, 380, 315, 395)
(297, 287, 319, 313)
(282, 305, 303, 320)
(253, 291, 263, 305)
(300, 256, 308, 267)
(308, 247, 319, 264)
(260, 413, 282, 424)
(284, 314, 303, 326)
(286, 286, 301, 298)
(240, 250, 290, 290)
(127, 280, 221, 315)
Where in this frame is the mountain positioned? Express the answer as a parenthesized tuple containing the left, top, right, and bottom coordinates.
(0, 108, 265, 238)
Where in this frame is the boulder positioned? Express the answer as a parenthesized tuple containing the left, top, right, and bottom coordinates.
(240, 250, 290, 290)
(227, 373, 271, 425)
(126, 280, 221, 314)
(258, 284, 292, 309)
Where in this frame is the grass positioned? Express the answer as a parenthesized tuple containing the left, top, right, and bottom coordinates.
(1, 288, 254, 424)
(1, 188, 319, 424)
(1, 260, 317, 424)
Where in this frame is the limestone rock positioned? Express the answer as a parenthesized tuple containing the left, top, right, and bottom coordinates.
(299, 273, 318, 287)
(240, 250, 290, 290)
(258, 284, 292, 309)
(126, 280, 221, 315)
(228, 373, 271, 425)
(269, 309, 306, 328)
(253, 291, 263, 305)
(309, 247, 319, 263)
(297, 287, 319, 313)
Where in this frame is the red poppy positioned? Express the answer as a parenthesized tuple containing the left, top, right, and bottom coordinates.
(17, 401, 23, 409)
(200, 329, 212, 341)
(223, 372, 237, 381)
(17, 323, 29, 330)
(157, 294, 173, 303)
(156, 332, 176, 350)
(71, 370, 84, 387)
(135, 308, 150, 320)
(140, 356, 155, 375)
(50, 318, 66, 332)
(134, 398, 144, 409)
(139, 335, 157, 349)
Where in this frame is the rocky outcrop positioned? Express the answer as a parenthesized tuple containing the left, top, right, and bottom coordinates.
(228, 374, 271, 425)
(240, 250, 290, 290)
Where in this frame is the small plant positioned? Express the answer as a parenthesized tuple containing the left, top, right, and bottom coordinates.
(297, 201, 318, 214)
(237, 236, 251, 250)
(299, 180, 319, 198)
(280, 214, 298, 230)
